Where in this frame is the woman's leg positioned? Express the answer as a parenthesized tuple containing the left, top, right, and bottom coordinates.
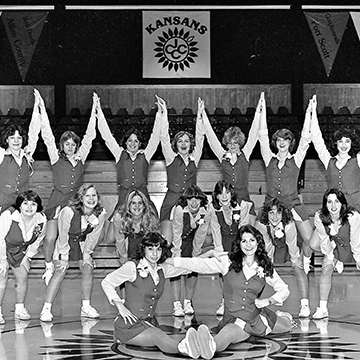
(319, 263, 334, 302)
(0, 266, 9, 320)
(309, 230, 321, 252)
(12, 265, 29, 304)
(127, 327, 180, 354)
(295, 219, 313, 258)
(44, 260, 68, 303)
(272, 312, 293, 333)
(80, 261, 94, 301)
(293, 265, 309, 300)
(214, 324, 250, 352)
(170, 275, 184, 316)
(43, 219, 58, 263)
(160, 220, 173, 244)
(184, 272, 198, 302)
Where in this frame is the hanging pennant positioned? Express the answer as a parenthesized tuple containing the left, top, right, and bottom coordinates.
(2, 11, 48, 82)
(143, 11, 210, 78)
(305, 12, 349, 77)
(350, 12, 360, 43)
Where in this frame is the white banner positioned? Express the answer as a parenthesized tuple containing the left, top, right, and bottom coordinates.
(305, 12, 349, 77)
(350, 12, 360, 43)
(143, 11, 210, 78)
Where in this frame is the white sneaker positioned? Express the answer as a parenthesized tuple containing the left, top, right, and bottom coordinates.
(178, 327, 200, 359)
(173, 302, 185, 317)
(216, 300, 224, 316)
(299, 304, 310, 318)
(312, 307, 329, 320)
(40, 308, 54, 322)
(197, 324, 216, 360)
(14, 307, 31, 320)
(81, 305, 100, 318)
(183, 300, 195, 315)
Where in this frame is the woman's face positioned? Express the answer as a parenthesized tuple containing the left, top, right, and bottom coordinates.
(176, 134, 191, 156)
(129, 195, 145, 217)
(217, 187, 231, 208)
(144, 244, 162, 267)
(227, 139, 240, 154)
(63, 138, 77, 156)
(240, 232, 258, 257)
(20, 199, 38, 218)
(6, 130, 23, 153)
(268, 206, 282, 227)
(336, 137, 351, 155)
(326, 193, 342, 219)
(276, 137, 290, 154)
(82, 187, 98, 211)
(126, 133, 140, 154)
(187, 197, 201, 214)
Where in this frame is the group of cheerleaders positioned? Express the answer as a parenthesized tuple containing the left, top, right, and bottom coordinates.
(1, 89, 360, 359)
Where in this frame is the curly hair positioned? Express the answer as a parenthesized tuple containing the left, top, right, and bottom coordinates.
(0, 124, 28, 149)
(59, 131, 81, 157)
(271, 128, 296, 153)
(133, 232, 172, 264)
(177, 184, 208, 208)
(13, 190, 43, 212)
(229, 224, 274, 277)
(222, 126, 246, 149)
(114, 190, 159, 234)
(258, 198, 293, 226)
(171, 131, 195, 153)
(120, 128, 145, 149)
(319, 188, 355, 227)
(330, 126, 360, 157)
(68, 183, 104, 217)
(211, 180, 238, 210)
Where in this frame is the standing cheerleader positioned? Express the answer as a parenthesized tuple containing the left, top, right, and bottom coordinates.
(209, 179, 252, 315)
(0, 190, 46, 324)
(159, 97, 205, 243)
(37, 91, 98, 286)
(255, 198, 310, 318)
(311, 188, 360, 319)
(201, 93, 264, 225)
(170, 184, 210, 317)
(39, 184, 106, 322)
(0, 89, 41, 213)
(258, 94, 313, 274)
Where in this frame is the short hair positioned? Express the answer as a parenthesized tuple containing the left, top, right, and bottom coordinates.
(171, 131, 195, 153)
(330, 126, 360, 157)
(14, 190, 43, 212)
(271, 128, 296, 153)
(68, 183, 104, 217)
(212, 180, 238, 210)
(319, 188, 354, 226)
(258, 198, 293, 226)
(222, 126, 246, 149)
(178, 184, 208, 208)
(133, 232, 172, 263)
(0, 124, 28, 149)
(120, 128, 145, 149)
(59, 131, 81, 156)
(229, 224, 274, 277)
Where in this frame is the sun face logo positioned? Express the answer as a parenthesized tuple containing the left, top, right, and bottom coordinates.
(153, 27, 199, 72)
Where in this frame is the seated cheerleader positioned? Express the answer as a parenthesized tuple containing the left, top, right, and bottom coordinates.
(166, 224, 294, 360)
(311, 188, 360, 320)
(101, 232, 207, 360)
(255, 198, 310, 318)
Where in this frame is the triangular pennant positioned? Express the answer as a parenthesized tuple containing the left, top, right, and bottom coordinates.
(305, 12, 349, 77)
(1, 11, 48, 82)
(350, 12, 360, 42)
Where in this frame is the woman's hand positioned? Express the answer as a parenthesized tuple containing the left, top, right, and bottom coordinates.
(155, 95, 167, 114)
(116, 301, 138, 325)
(197, 97, 205, 118)
(254, 298, 271, 309)
(42, 261, 55, 285)
(83, 253, 96, 268)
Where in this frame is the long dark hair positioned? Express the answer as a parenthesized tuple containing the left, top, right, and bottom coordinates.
(121, 127, 145, 149)
(319, 188, 355, 226)
(229, 224, 273, 277)
(258, 198, 293, 226)
(0, 124, 28, 148)
(133, 232, 172, 263)
(330, 127, 360, 157)
(212, 180, 237, 210)
(14, 190, 43, 212)
(178, 184, 208, 208)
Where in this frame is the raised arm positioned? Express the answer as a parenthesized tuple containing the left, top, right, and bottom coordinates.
(293, 97, 312, 168)
(310, 95, 331, 169)
(97, 97, 122, 162)
(159, 100, 176, 165)
(76, 92, 98, 163)
(144, 95, 164, 162)
(242, 92, 263, 161)
(25, 88, 42, 157)
(258, 95, 274, 167)
(38, 90, 59, 165)
(193, 97, 206, 166)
